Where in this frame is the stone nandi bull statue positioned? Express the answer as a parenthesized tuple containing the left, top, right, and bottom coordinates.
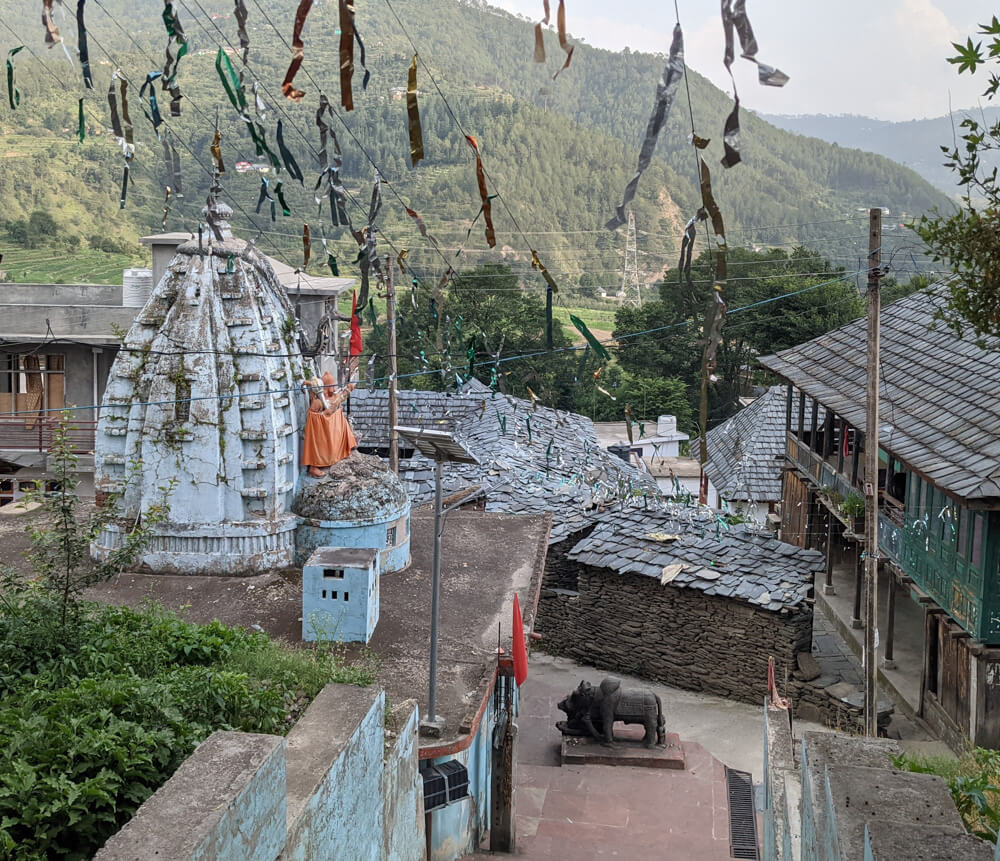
(556, 677, 666, 748)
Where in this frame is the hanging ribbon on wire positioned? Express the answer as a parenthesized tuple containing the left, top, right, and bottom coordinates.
(6, 46, 24, 110)
(234, 0, 250, 63)
(570, 315, 611, 361)
(606, 24, 684, 229)
(719, 0, 788, 169)
(282, 0, 313, 101)
(276, 120, 303, 184)
(76, 1, 92, 90)
(139, 71, 165, 135)
(107, 70, 135, 208)
(77, 98, 85, 143)
(302, 224, 311, 270)
(161, 1, 188, 117)
(315, 94, 350, 227)
(534, 0, 550, 63)
(320, 231, 339, 275)
(545, 285, 554, 350)
(699, 159, 727, 282)
(407, 54, 424, 166)
(42, 0, 62, 47)
(210, 128, 225, 175)
(256, 176, 276, 221)
(678, 211, 705, 291)
(465, 135, 496, 248)
(216, 49, 279, 169)
(553, 0, 574, 79)
(339, 0, 356, 110)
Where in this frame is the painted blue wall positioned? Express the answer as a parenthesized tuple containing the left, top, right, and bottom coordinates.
(302, 556, 379, 643)
(295, 505, 411, 573)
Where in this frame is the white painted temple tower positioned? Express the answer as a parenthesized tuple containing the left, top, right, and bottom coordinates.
(92, 197, 307, 574)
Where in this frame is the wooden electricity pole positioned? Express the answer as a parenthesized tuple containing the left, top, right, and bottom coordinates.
(385, 254, 399, 474)
(863, 208, 882, 736)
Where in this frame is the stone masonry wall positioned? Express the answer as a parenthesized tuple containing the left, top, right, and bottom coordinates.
(536, 561, 812, 706)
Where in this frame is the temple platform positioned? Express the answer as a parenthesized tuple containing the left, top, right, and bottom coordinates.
(560, 725, 686, 769)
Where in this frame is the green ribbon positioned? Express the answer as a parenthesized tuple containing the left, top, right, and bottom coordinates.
(327, 253, 339, 276)
(77, 98, 85, 143)
(570, 314, 610, 361)
(275, 181, 291, 216)
(6, 46, 24, 110)
(216, 47, 246, 113)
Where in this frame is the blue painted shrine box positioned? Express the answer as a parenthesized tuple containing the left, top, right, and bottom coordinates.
(302, 546, 380, 644)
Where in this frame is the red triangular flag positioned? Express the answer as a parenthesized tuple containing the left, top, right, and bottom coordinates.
(512, 593, 528, 687)
(349, 290, 362, 357)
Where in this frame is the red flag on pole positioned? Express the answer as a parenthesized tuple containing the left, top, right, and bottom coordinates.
(349, 290, 362, 357)
(512, 593, 528, 687)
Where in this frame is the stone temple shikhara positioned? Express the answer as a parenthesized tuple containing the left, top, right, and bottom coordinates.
(92, 198, 310, 574)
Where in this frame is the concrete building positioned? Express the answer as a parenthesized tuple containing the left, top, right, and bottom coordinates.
(91, 200, 307, 575)
(0, 280, 140, 502)
(301, 546, 380, 644)
(593, 413, 690, 458)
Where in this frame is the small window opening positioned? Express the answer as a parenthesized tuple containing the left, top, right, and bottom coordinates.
(322, 589, 327, 599)
(330, 591, 338, 600)
(387, 525, 397, 546)
(343, 591, 349, 601)
(323, 568, 344, 579)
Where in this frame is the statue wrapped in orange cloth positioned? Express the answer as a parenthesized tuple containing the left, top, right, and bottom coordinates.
(301, 376, 358, 477)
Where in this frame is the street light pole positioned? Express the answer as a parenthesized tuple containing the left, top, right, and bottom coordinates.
(428, 457, 443, 723)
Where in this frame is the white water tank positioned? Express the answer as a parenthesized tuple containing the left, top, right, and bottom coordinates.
(122, 268, 154, 308)
(657, 415, 677, 436)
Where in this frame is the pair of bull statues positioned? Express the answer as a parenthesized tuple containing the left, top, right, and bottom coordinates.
(557, 677, 666, 748)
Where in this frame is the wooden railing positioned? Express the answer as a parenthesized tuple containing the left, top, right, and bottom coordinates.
(0, 416, 98, 453)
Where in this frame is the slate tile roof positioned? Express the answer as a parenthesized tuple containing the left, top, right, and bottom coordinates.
(351, 388, 662, 544)
(758, 285, 1000, 501)
(567, 508, 824, 612)
(705, 386, 822, 503)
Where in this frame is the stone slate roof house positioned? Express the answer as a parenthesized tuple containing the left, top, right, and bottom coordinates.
(704, 386, 822, 524)
(350, 386, 831, 714)
(759, 284, 1000, 750)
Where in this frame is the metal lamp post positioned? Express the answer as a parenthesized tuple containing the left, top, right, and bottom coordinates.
(393, 426, 478, 731)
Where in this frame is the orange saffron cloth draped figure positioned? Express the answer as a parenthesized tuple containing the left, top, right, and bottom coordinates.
(301, 373, 358, 477)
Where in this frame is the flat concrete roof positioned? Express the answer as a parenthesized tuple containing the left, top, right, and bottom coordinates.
(305, 546, 378, 568)
(643, 455, 701, 478)
(344, 509, 550, 754)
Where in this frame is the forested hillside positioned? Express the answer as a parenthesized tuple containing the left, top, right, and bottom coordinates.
(0, 0, 950, 289)
(762, 109, 1000, 198)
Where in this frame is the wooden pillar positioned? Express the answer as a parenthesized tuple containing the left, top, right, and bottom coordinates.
(837, 418, 846, 474)
(822, 410, 835, 457)
(810, 398, 819, 449)
(785, 383, 793, 432)
(852, 543, 864, 628)
(884, 569, 897, 668)
(797, 390, 806, 441)
(852, 431, 863, 489)
(823, 515, 836, 595)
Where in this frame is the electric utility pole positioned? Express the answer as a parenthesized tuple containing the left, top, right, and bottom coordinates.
(863, 207, 882, 736)
(385, 254, 399, 474)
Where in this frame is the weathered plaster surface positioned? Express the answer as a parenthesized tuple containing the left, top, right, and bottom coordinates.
(91, 203, 307, 574)
(382, 700, 425, 861)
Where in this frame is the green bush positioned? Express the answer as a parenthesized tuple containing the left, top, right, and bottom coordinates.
(0, 591, 375, 859)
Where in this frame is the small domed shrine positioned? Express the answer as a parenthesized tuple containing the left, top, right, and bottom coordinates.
(92, 196, 308, 574)
(293, 452, 411, 574)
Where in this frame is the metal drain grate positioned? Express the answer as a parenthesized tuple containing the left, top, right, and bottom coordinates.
(726, 767, 760, 860)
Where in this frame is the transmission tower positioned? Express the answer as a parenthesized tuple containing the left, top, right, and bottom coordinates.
(620, 211, 642, 308)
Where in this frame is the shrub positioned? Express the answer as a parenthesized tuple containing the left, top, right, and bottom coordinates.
(0, 595, 376, 859)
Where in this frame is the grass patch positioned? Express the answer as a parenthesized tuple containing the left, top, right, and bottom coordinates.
(0, 590, 375, 859)
(0, 243, 143, 284)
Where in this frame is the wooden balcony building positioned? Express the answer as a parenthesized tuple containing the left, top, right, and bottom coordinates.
(759, 285, 1000, 750)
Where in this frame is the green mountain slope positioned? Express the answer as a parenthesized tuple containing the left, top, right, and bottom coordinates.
(761, 109, 1000, 198)
(0, 0, 951, 289)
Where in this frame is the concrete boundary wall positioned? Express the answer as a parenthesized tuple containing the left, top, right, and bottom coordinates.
(95, 732, 287, 861)
(95, 684, 426, 861)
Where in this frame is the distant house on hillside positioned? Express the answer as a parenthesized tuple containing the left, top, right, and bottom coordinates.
(759, 284, 1000, 751)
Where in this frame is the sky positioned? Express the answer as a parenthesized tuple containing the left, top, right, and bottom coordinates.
(492, 0, 997, 121)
